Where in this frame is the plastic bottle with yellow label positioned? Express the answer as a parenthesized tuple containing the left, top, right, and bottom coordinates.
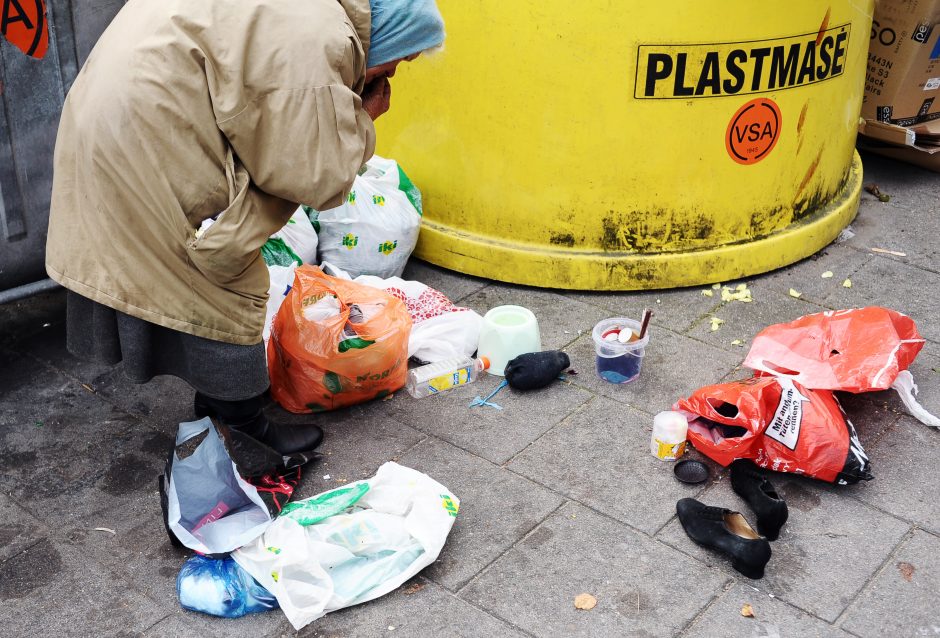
(406, 356, 490, 398)
(651, 411, 689, 461)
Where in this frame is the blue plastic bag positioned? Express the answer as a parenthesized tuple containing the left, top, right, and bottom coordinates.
(177, 555, 278, 618)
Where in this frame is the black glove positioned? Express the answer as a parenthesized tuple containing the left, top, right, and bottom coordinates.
(504, 351, 571, 391)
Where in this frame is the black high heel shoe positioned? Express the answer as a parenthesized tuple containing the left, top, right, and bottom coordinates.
(194, 396, 323, 456)
(676, 498, 772, 579)
(730, 459, 789, 541)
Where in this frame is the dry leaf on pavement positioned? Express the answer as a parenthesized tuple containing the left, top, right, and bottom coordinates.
(897, 562, 916, 582)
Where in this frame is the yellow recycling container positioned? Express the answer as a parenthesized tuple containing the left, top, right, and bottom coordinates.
(377, 1, 874, 290)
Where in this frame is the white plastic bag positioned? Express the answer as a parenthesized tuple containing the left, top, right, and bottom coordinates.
(269, 208, 319, 265)
(233, 462, 458, 630)
(313, 156, 422, 278)
(263, 264, 297, 349)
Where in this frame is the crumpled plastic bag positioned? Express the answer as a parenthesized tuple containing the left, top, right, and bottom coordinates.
(743, 307, 938, 427)
(676, 376, 872, 484)
(233, 462, 458, 630)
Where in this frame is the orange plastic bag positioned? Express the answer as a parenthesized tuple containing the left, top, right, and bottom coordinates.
(743, 307, 925, 392)
(268, 266, 411, 413)
(676, 376, 872, 484)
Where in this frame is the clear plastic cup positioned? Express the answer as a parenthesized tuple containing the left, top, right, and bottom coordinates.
(592, 317, 650, 384)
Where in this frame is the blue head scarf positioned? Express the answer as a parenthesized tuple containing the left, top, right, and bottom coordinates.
(367, 0, 445, 68)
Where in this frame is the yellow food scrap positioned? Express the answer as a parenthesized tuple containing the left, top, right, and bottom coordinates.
(741, 603, 755, 618)
(789, 289, 802, 299)
(574, 593, 598, 610)
(712, 283, 722, 289)
(702, 289, 714, 297)
(843, 278, 852, 288)
(731, 339, 744, 347)
(821, 271, 834, 279)
(720, 284, 753, 303)
(710, 317, 725, 331)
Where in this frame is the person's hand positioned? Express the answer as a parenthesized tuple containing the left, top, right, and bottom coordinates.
(362, 77, 391, 121)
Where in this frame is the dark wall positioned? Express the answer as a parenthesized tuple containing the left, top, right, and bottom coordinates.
(0, 0, 126, 290)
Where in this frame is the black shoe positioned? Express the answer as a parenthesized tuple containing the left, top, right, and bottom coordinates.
(676, 498, 771, 579)
(194, 396, 323, 456)
(730, 459, 788, 541)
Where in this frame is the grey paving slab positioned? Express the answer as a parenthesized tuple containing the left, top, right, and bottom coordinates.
(141, 615, 201, 637)
(10, 320, 114, 384)
(0, 360, 171, 526)
(401, 258, 490, 303)
(836, 391, 903, 443)
(857, 150, 940, 202)
(841, 530, 940, 638)
(0, 495, 48, 563)
(397, 436, 565, 591)
(387, 374, 592, 465)
(849, 194, 939, 274)
(657, 474, 910, 622)
(460, 502, 728, 637)
(90, 367, 197, 434)
(849, 417, 940, 536)
(683, 582, 853, 638)
(818, 256, 940, 344)
(563, 328, 742, 417)
(510, 396, 717, 535)
(56, 495, 293, 638)
(747, 243, 874, 304)
(565, 286, 724, 336)
(268, 401, 427, 496)
(300, 577, 527, 638)
(0, 538, 166, 637)
(460, 283, 611, 351)
(686, 289, 829, 354)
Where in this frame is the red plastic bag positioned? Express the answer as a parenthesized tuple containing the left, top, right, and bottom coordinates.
(268, 266, 411, 413)
(676, 376, 872, 484)
(743, 307, 925, 392)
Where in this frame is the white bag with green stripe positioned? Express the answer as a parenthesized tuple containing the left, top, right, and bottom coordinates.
(309, 155, 422, 279)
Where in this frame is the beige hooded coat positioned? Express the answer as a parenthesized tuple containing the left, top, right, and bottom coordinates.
(46, 0, 376, 345)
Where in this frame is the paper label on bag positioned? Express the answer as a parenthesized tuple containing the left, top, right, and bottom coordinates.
(766, 378, 809, 450)
(925, 78, 940, 91)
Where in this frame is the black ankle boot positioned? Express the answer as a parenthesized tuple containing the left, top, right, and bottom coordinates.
(729, 459, 788, 541)
(194, 395, 323, 455)
(676, 498, 771, 579)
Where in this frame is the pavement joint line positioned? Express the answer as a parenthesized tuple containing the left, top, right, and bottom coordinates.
(832, 523, 917, 630)
(501, 394, 597, 468)
(500, 466, 670, 541)
(675, 575, 735, 637)
(138, 614, 173, 635)
(453, 500, 568, 598)
(437, 578, 540, 638)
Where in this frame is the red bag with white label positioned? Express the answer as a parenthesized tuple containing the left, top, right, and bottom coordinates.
(675, 376, 872, 484)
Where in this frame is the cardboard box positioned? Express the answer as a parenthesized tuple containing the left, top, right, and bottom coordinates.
(862, 0, 940, 125)
(858, 119, 940, 171)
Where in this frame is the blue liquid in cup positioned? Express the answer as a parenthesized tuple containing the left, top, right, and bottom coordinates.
(596, 351, 643, 384)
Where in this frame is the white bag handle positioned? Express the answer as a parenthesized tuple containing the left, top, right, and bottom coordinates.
(892, 371, 940, 428)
